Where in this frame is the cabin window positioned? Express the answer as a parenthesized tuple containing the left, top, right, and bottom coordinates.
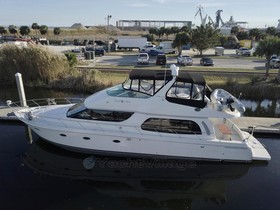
(141, 118, 202, 135)
(122, 78, 169, 97)
(68, 108, 133, 122)
(166, 81, 207, 108)
(167, 81, 204, 100)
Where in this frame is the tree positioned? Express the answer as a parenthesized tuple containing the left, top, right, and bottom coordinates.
(230, 26, 239, 35)
(19, 26, 31, 36)
(164, 28, 172, 40)
(53, 27, 61, 40)
(0, 26, 7, 35)
(39, 25, 48, 36)
(53, 27, 61, 36)
(149, 28, 159, 40)
(180, 26, 190, 33)
(249, 28, 264, 41)
(170, 26, 180, 35)
(158, 27, 166, 40)
(191, 25, 220, 56)
(172, 32, 191, 55)
(255, 37, 280, 78)
(266, 27, 277, 36)
(237, 31, 249, 40)
(219, 35, 227, 47)
(31, 23, 40, 35)
(8, 25, 17, 35)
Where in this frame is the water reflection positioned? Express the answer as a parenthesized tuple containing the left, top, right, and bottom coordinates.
(242, 99, 280, 117)
(23, 138, 267, 209)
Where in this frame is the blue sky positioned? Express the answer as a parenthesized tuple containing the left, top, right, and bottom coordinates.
(0, 0, 279, 28)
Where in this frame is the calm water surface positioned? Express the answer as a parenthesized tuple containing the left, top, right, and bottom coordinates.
(0, 123, 280, 210)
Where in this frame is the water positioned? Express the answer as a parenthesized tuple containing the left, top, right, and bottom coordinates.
(1, 122, 280, 210)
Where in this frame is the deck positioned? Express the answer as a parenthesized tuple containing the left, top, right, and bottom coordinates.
(0, 106, 279, 135)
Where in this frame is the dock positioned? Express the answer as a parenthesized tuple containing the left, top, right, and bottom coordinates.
(0, 106, 279, 135)
(0, 106, 22, 121)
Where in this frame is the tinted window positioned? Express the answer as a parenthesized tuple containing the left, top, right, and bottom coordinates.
(69, 109, 133, 122)
(141, 118, 202, 134)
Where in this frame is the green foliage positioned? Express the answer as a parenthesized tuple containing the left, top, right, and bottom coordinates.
(237, 31, 249, 40)
(191, 25, 220, 55)
(39, 25, 48, 35)
(255, 36, 280, 77)
(8, 25, 17, 35)
(31, 23, 39, 30)
(219, 35, 227, 47)
(64, 52, 77, 67)
(142, 34, 154, 42)
(171, 26, 180, 34)
(19, 26, 31, 36)
(249, 28, 265, 41)
(173, 32, 191, 55)
(251, 76, 260, 85)
(0, 26, 7, 35)
(266, 27, 277, 36)
(230, 26, 239, 35)
(225, 77, 237, 86)
(53, 27, 61, 36)
(0, 44, 69, 86)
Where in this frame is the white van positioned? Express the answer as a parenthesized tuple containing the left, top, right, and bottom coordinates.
(137, 53, 149, 64)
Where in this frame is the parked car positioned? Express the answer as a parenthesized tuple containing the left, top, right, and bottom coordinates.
(200, 57, 214, 66)
(236, 47, 251, 56)
(266, 58, 280, 68)
(156, 54, 167, 65)
(140, 44, 155, 53)
(94, 48, 105, 56)
(177, 55, 193, 66)
(148, 49, 163, 56)
(137, 53, 149, 64)
(71, 48, 82, 53)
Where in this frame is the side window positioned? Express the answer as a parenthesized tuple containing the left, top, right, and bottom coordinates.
(167, 82, 192, 99)
(71, 109, 134, 122)
(141, 118, 202, 134)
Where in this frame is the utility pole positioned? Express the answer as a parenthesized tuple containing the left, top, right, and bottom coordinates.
(107, 15, 112, 54)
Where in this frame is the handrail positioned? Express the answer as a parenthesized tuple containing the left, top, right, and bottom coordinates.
(7, 98, 85, 108)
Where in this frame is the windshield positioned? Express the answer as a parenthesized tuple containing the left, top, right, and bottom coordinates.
(107, 84, 151, 98)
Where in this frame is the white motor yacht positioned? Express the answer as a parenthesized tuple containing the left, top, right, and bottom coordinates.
(16, 65, 271, 162)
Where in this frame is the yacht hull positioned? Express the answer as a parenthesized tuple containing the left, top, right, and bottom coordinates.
(24, 122, 260, 162)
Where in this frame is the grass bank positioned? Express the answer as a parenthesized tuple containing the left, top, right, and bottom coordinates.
(0, 44, 279, 100)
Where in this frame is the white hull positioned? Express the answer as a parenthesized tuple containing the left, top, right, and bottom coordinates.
(20, 112, 268, 162)
(15, 66, 271, 162)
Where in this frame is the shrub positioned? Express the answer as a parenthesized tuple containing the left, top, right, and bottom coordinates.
(0, 43, 70, 86)
(64, 52, 77, 67)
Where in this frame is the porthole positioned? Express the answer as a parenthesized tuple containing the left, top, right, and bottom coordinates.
(113, 140, 121, 143)
(83, 137, 91, 140)
(60, 134, 67, 137)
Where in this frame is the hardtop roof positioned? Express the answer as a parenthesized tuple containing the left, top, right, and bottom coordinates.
(129, 70, 205, 85)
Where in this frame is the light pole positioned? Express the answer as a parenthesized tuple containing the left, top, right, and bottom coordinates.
(107, 15, 112, 54)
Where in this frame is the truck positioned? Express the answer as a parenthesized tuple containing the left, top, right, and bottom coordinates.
(117, 36, 147, 51)
(156, 41, 177, 54)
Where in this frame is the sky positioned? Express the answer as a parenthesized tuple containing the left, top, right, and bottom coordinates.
(0, 0, 279, 29)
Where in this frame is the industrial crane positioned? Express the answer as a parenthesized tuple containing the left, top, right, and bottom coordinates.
(194, 5, 208, 26)
(215, 10, 224, 28)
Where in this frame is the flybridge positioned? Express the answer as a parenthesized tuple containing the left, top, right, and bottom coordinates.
(128, 68, 205, 85)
